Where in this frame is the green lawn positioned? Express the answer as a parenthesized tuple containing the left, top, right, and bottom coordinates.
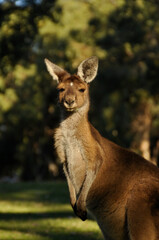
(0, 181, 103, 240)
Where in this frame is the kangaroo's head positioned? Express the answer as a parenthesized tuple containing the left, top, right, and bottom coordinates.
(44, 56, 98, 112)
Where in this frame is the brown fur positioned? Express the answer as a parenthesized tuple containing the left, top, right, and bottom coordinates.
(45, 57, 159, 240)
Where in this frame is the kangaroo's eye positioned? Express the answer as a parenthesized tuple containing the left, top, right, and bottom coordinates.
(79, 88, 85, 93)
(58, 88, 65, 92)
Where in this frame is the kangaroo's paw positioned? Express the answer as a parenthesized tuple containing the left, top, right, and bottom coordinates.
(74, 201, 87, 221)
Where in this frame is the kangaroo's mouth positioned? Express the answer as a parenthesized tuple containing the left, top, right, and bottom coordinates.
(66, 107, 75, 112)
(63, 104, 78, 112)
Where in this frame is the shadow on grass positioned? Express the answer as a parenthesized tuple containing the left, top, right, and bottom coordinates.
(0, 211, 74, 220)
(0, 212, 101, 240)
(0, 225, 101, 240)
(0, 181, 69, 203)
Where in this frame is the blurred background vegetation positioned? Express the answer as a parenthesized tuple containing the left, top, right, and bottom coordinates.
(0, 0, 159, 181)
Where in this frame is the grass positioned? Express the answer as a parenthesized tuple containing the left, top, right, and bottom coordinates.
(0, 181, 103, 240)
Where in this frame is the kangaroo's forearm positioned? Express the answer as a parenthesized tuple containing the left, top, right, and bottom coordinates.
(63, 164, 76, 208)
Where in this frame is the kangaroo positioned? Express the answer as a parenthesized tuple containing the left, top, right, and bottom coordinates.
(45, 56, 159, 240)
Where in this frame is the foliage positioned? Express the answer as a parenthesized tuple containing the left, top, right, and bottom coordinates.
(0, 181, 102, 240)
(0, 0, 158, 179)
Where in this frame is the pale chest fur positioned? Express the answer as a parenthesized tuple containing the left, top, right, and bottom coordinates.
(54, 117, 86, 194)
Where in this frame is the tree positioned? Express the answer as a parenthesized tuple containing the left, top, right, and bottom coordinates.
(0, 0, 58, 180)
(0, 0, 158, 180)
(87, 0, 159, 163)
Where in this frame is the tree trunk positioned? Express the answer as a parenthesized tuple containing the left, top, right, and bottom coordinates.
(131, 102, 154, 164)
(151, 140, 159, 166)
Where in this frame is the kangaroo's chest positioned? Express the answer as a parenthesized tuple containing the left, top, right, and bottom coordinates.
(55, 127, 86, 194)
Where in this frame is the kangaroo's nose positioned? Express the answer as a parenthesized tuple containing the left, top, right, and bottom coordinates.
(65, 98, 75, 106)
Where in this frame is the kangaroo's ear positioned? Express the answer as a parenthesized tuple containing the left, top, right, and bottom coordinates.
(44, 58, 69, 83)
(77, 56, 98, 83)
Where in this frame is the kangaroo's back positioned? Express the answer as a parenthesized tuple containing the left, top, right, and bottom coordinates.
(45, 56, 159, 240)
(87, 134, 159, 239)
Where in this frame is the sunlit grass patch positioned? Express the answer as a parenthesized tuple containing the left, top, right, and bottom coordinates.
(0, 182, 102, 240)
